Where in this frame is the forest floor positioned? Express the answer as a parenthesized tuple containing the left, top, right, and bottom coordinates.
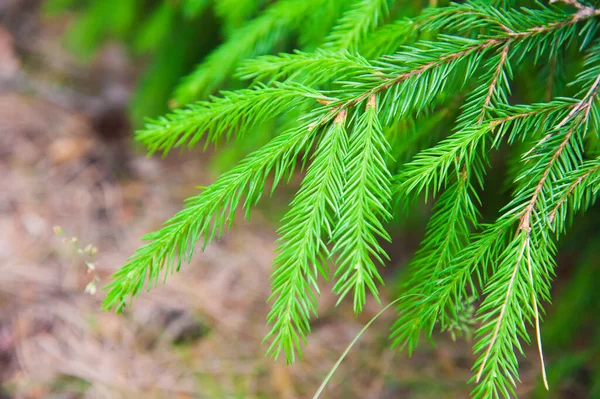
(0, 2, 559, 398)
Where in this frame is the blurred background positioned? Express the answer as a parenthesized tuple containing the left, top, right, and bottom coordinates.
(0, 0, 597, 398)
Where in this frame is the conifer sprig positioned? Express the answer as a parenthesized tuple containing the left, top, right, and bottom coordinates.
(138, 83, 332, 155)
(331, 95, 393, 312)
(359, 18, 416, 58)
(266, 110, 349, 362)
(172, 0, 335, 105)
(324, 0, 390, 51)
(97, 1, 600, 397)
(472, 70, 600, 396)
(102, 111, 329, 312)
(549, 157, 600, 228)
(390, 175, 480, 352)
(391, 36, 512, 353)
(237, 50, 372, 85)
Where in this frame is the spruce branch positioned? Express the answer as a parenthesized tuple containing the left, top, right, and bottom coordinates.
(331, 95, 393, 313)
(359, 18, 416, 59)
(548, 157, 600, 225)
(323, 0, 390, 51)
(392, 38, 512, 352)
(138, 83, 333, 155)
(102, 113, 328, 312)
(266, 110, 349, 362)
(237, 50, 372, 85)
(390, 173, 480, 351)
(472, 128, 568, 396)
(480, 44, 510, 123)
(391, 29, 600, 395)
(418, 2, 516, 34)
(525, 238, 548, 391)
(90, 2, 600, 396)
(351, 8, 592, 121)
(395, 99, 577, 202)
(172, 0, 332, 105)
(243, 3, 596, 132)
(473, 71, 600, 396)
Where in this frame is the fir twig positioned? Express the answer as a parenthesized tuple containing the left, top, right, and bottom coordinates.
(90, 2, 600, 396)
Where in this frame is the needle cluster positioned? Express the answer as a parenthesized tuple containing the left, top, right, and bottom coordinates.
(77, 0, 600, 397)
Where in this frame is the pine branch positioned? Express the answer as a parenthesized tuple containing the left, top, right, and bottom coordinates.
(392, 39, 512, 351)
(137, 83, 331, 155)
(391, 174, 480, 351)
(93, 3, 600, 396)
(237, 50, 372, 85)
(331, 95, 393, 313)
(359, 18, 417, 59)
(323, 0, 390, 51)
(473, 71, 600, 396)
(418, 2, 516, 34)
(472, 230, 554, 399)
(549, 157, 600, 228)
(102, 114, 327, 312)
(172, 0, 330, 105)
(266, 110, 349, 363)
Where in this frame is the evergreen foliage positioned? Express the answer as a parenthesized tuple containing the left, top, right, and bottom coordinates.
(54, 0, 600, 397)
